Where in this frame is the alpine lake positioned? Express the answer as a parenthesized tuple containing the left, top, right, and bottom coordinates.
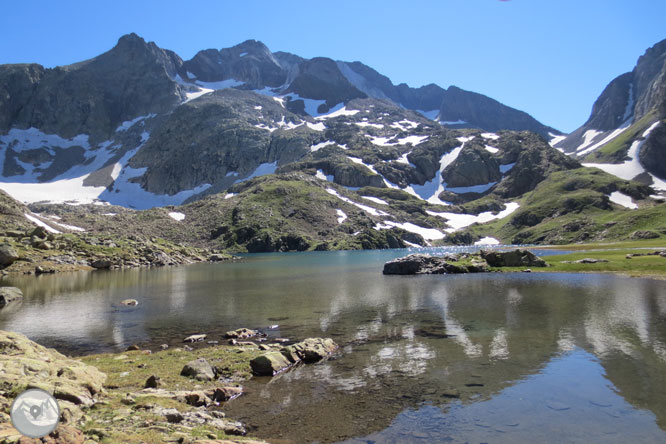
(2, 247, 666, 443)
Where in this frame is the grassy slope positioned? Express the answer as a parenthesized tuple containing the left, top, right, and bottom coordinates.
(78, 346, 266, 444)
(583, 110, 658, 163)
(456, 168, 663, 245)
(504, 240, 666, 278)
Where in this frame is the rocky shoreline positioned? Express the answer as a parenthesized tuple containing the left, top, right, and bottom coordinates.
(0, 226, 232, 277)
(0, 329, 338, 444)
(383, 249, 548, 275)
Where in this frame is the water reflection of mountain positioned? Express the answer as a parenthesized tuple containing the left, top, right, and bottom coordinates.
(1, 255, 666, 442)
(226, 273, 666, 442)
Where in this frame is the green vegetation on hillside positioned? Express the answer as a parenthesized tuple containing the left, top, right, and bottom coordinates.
(454, 168, 663, 245)
(583, 110, 658, 163)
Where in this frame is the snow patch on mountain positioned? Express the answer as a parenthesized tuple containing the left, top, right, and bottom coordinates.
(576, 121, 632, 157)
(336, 209, 347, 224)
(0, 176, 108, 205)
(445, 182, 497, 194)
(325, 188, 390, 217)
(608, 191, 637, 209)
(195, 79, 245, 90)
(307, 122, 326, 131)
(355, 122, 384, 129)
(549, 132, 567, 148)
(622, 83, 634, 122)
(583, 122, 665, 190)
(315, 170, 334, 182)
(168, 212, 186, 221)
(311, 141, 336, 152)
(376, 220, 445, 241)
(484, 146, 499, 154)
(396, 151, 415, 166)
(481, 133, 499, 140)
(474, 236, 500, 246)
(427, 202, 520, 232)
(116, 114, 156, 132)
(398, 135, 428, 146)
(361, 196, 389, 205)
(391, 120, 419, 131)
(235, 162, 278, 183)
(24, 213, 61, 233)
(315, 105, 360, 120)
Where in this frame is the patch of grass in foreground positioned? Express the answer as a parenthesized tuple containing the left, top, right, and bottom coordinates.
(79, 345, 267, 444)
(499, 244, 666, 278)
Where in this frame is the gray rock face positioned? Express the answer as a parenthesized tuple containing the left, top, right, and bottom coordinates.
(91, 259, 112, 269)
(442, 143, 501, 188)
(0, 33, 184, 138)
(281, 338, 339, 364)
(480, 249, 547, 267)
(0, 286, 23, 307)
(0, 244, 19, 266)
(249, 351, 292, 376)
(250, 337, 339, 376)
(631, 230, 660, 240)
(127, 89, 312, 196)
(382, 254, 471, 275)
(639, 122, 666, 179)
(183, 39, 287, 88)
(180, 358, 216, 381)
(556, 38, 666, 167)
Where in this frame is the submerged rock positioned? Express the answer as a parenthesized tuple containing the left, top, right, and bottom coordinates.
(0, 286, 23, 307)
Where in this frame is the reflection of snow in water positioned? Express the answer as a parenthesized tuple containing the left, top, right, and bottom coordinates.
(489, 329, 509, 360)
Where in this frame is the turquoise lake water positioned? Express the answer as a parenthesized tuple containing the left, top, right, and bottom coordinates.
(1, 247, 666, 443)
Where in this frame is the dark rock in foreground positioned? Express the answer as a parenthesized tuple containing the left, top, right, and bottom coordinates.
(480, 249, 547, 267)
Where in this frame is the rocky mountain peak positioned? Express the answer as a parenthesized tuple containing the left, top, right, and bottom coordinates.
(633, 38, 666, 121)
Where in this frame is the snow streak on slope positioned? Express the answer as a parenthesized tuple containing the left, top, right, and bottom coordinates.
(407, 139, 469, 205)
(375, 221, 444, 241)
(583, 122, 666, 190)
(325, 188, 389, 217)
(0, 124, 215, 209)
(608, 192, 637, 209)
(427, 202, 520, 232)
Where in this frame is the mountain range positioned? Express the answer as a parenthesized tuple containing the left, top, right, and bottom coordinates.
(0, 33, 664, 253)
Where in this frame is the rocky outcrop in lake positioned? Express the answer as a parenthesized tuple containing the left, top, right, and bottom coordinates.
(383, 249, 547, 275)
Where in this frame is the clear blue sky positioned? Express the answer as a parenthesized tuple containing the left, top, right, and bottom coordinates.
(1, 0, 665, 133)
